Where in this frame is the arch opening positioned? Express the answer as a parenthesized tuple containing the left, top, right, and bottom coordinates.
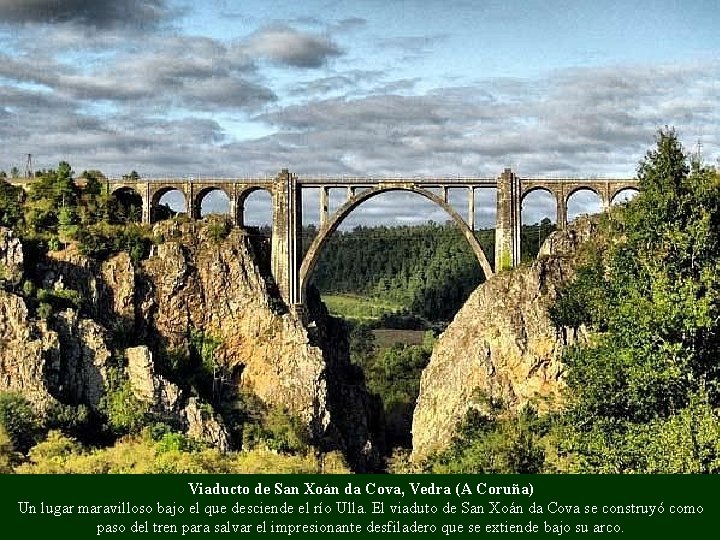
(520, 188, 557, 262)
(109, 187, 142, 224)
(611, 188, 640, 206)
(566, 188, 602, 222)
(152, 187, 187, 222)
(301, 186, 493, 319)
(301, 187, 492, 452)
(238, 187, 272, 240)
(196, 187, 231, 218)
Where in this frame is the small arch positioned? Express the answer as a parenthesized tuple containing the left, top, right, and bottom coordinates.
(194, 186, 231, 219)
(611, 187, 640, 206)
(299, 186, 493, 303)
(566, 188, 602, 222)
(521, 186, 558, 207)
(237, 187, 273, 228)
(564, 185, 601, 206)
(109, 186, 143, 224)
(151, 186, 187, 222)
(520, 187, 557, 262)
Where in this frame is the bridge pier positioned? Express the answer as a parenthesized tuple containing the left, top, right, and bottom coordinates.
(467, 186, 475, 231)
(227, 195, 238, 227)
(320, 186, 329, 227)
(271, 169, 303, 307)
(141, 183, 151, 224)
(495, 168, 521, 271)
(556, 196, 567, 229)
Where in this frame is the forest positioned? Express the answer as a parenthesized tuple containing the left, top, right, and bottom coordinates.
(307, 220, 553, 324)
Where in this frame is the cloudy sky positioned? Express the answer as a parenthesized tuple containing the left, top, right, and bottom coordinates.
(1, 0, 718, 227)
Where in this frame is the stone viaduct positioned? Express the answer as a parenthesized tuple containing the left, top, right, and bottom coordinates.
(97, 169, 638, 311)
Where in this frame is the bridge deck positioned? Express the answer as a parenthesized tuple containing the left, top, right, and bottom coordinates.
(102, 176, 635, 186)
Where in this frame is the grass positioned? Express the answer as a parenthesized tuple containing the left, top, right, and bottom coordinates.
(321, 294, 405, 322)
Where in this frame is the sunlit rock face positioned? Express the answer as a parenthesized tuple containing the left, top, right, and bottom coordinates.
(0, 221, 377, 466)
(411, 218, 596, 460)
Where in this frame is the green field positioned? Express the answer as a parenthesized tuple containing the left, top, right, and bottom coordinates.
(321, 294, 404, 321)
(372, 329, 427, 348)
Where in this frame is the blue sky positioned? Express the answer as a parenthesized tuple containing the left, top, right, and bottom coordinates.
(1, 0, 718, 226)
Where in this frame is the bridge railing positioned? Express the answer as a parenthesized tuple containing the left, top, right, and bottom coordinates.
(295, 176, 498, 185)
(101, 175, 637, 185)
(105, 176, 275, 183)
(520, 177, 636, 184)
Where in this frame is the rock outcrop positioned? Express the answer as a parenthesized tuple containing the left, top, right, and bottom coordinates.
(135, 221, 329, 431)
(411, 218, 595, 460)
(0, 221, 375, 465)
(0, 227, 23, 285)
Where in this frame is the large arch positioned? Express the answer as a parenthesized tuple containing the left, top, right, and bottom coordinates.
(298, 186, 494, 302)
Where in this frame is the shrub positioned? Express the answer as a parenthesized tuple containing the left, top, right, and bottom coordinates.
(0, 392, 41, 453)
(0, 425, 19, 473)
(99, 368, 150, 436)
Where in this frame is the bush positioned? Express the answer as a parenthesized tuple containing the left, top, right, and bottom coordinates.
(423, 400, 547, 474)
(0, 392, 41, 453)
(45, 402, 92, 436)
(99, 368, 150, 436)
(207, 219, 231, 242)
(0, 425, 19, 473)
(36, 302, 52, 321)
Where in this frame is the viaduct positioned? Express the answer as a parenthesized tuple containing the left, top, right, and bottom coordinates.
(100, 169, 638, 311)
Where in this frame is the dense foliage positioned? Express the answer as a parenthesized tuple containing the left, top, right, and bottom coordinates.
(551, 129, 720, 472)
(0, 164, 152, 262)
(423, 400, 547, 473)
(348, 324, 434, 449)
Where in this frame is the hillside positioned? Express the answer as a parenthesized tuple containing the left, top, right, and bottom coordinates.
(306, 221, 554, 323)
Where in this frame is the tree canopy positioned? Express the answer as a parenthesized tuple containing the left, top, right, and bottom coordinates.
(552, 129, 720, 472)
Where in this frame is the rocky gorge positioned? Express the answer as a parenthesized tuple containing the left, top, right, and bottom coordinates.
(1, 215, 594, 469)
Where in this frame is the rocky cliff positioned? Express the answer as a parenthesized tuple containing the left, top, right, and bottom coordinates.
(411, 218, 596, 460)
(0, 221, 376, 466)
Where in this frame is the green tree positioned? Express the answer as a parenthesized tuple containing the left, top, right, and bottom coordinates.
(0, 178, 23, 227)
(424, 401, 547, 473)
(555, 129, 720, 472)
(0, 392, 41, 453)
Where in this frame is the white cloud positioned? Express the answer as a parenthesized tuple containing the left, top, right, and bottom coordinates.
(244, 24, 342, 68)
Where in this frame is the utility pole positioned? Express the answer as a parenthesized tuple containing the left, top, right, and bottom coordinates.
(24, 153, 33, 178)
(695, 138, 703, 163)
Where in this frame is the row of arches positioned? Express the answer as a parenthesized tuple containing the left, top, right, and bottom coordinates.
(109, 181, 640, 308)
(110, 182, 639, 232)
(522, 186, 639, 224)
(110, 186, 273, 226)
